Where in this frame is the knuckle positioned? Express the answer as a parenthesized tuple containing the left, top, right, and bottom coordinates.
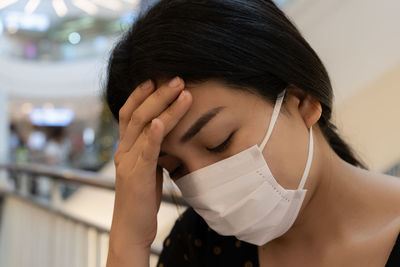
(113, 151, 122, 164)
(165, 107, 175, 118)
(139, 149, 148, 163)
(140, 149, 153, 163)
(130, 113, 143, 126)
(114, 151, 120, 160)
(154, 88, 164, 98)
(118, 108, 127, 121)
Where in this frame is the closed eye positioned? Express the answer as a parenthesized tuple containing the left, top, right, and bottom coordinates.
(206, 131, 234, 153)
(169, 132, 235, 178)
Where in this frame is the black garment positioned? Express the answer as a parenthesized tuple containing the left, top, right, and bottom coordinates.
(386, 232, 400, 267)
(157, 207, 400, 267)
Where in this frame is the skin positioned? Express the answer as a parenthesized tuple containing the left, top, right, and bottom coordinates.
(106, 77, 400, 267)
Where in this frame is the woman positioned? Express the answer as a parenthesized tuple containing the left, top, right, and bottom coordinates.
(104, 0, 400, 266)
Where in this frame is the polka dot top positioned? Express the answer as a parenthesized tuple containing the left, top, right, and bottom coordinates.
(157, 207, 400, 267)
(157, 207, 258, 267)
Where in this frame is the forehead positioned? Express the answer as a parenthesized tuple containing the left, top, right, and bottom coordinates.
(162, 80, 268, 141)
(184, 79, 269, 110)
(185, 80, 247, 106)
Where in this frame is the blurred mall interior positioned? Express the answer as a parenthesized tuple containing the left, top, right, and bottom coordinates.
(0, 0, 399, 266)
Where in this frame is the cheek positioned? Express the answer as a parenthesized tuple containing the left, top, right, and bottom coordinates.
(262, 121, 310, 190)
(229, 127, 262, 154)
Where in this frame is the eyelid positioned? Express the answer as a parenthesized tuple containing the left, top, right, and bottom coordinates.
(168, 131, 235, 177)
(206, 131, 234, 153)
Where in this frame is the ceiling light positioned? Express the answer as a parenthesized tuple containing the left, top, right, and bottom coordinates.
(72, 0, 98, 15)
(121, 0, 140, 4)
(68, 32, 81, 45)
(52, 0, 67, 17)
(3, 11, 50, 32)
(24, 0, 41, 14)
(0, 0, 18, 10)
(91, 0, 122, 11)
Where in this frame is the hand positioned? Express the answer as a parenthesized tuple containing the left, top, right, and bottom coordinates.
(108, 76, 192, 255)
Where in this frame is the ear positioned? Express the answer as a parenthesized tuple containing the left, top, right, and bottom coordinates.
(299, 94, 322, 128)
(287, 87, 322, 128)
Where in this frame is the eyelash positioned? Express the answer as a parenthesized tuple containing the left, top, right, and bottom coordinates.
(169, 132, 234, 178)
(206, 132, 234, 153)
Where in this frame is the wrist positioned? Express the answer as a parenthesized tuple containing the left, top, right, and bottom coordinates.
(107, 232, 151, 267)
(107, 243, 150, 267)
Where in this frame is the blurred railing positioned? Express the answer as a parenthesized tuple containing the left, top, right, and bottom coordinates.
(0, 162, 186, 267)
(386, 163, 400, 178)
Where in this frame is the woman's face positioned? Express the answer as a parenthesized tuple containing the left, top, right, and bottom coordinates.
(157, 79, 318, 190)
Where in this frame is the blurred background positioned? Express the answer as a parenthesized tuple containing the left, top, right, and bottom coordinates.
(0, 0, 399, 266)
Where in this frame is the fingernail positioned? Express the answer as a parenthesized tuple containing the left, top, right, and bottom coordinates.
(168, 76, 181, 88)
(140, 80, 152, 90)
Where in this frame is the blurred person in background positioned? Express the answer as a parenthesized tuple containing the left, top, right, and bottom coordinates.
(40, 126, 73, 198)
(27, 125, 46, 154)
(43, 126, 71, 166)
(8, 123, 26, 190)
(104, 0, 400, 266)
(8, 123, 28, 164)
(8, 123, 22, 163)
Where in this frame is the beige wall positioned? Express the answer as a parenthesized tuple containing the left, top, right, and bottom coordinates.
(333, 64, 400, 171)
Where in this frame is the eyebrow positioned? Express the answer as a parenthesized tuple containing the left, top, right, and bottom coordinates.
(159, 106, 226, 157)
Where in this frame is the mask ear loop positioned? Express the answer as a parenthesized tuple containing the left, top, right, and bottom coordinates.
(297, 126, 313, 190)
(259, 89, 286, 151)
(258, 89, 314, 190)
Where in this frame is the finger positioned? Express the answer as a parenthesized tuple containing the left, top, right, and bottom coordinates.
(123, 89, 192, 165)
(119, 76, 184, 153)
(157, 90, 192, 138)
(134, 118, 165, 177)
(118, 79, 155, 139)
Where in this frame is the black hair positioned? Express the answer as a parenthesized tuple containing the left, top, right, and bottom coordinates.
(104, 0, 367, 169)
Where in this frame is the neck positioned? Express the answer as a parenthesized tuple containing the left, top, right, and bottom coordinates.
(266, 130, 370, 248)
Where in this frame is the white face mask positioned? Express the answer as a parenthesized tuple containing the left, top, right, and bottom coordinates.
(174, 89, 314, 246)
